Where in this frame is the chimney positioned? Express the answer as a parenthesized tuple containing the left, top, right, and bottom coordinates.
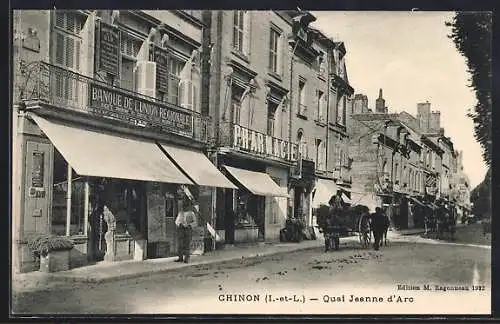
(429, 111, 441, 134)
(375, 88, 386, 113)
(417, 101, 431, 133)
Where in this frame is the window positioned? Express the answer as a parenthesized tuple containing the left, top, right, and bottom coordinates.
(315, 139, 325, 171)
(297, 131, 308, 160)
(318, 52, 326, 75)
(231, 86, 245, 124)
(51, 149, 86, 236)
(168, 57, 184, 105)
(269, 28, 281, 74)
(233, 11, 249, 55)
(53, 11, 85, 70)
(298, 79, 307, 116)
(317, 90, 326, 122)
(336, 95, 346, 125)
(52, 11, 87, 103)
(267, 102, 278, 136)
(394, 163, 399, 184)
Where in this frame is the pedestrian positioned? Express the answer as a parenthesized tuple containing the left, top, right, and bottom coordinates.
(370, 207, 387, 251)
(175, 198, 197, 263)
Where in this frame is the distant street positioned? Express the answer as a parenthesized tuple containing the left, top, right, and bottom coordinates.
(12, 234, 491, 315)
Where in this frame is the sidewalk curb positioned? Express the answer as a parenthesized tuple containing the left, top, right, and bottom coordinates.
(13, 239, 332, 293)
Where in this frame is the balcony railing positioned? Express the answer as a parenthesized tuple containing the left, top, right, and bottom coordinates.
(218, 121, 299, 163)
(18, 61, 214, 144)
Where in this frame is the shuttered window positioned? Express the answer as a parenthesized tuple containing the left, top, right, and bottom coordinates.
(52, 11, 86, 103)
(120, 33, 142, 58)
(53, 11, 85, 70)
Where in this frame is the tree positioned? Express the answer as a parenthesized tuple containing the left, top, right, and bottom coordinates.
(470, 167, 491, 218)
(446, 12, 492, 166)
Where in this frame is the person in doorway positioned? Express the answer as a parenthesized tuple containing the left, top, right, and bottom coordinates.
(175, 198, 197, 263)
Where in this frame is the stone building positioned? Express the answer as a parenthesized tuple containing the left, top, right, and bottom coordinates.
(203, 10, 355, 243)
(347, 91, 444, 229)
(12, 10, 238, 273)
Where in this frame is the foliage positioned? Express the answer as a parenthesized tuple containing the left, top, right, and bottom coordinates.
(470, 167, 491, 218)
(27, 234, 74, 258)
(446, 12, 492, 165)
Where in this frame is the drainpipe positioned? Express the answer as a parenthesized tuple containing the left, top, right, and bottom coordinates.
(325, 50, 331, 175)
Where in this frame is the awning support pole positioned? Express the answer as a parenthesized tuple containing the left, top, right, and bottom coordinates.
(66, 164, 72, 237)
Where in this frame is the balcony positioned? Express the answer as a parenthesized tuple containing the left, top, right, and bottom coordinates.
(17, 61, 214, 145)
(218, 121, 299, 164)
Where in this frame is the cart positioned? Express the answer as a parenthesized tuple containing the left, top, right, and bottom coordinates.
(317, 204, 372, 251)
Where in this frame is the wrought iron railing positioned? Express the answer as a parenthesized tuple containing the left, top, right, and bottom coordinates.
(218, 120, 299, 163)
(18, 61, 214, 144)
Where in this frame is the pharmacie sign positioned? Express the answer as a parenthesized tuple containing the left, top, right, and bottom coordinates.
(233, 124, 298, 162)
(88, 83, 193, 136)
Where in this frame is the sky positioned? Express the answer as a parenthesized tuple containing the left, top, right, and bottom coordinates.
(311, 11, 487, 188)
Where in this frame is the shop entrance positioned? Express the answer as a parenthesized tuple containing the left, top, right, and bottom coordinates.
(88, 179, 145, 262)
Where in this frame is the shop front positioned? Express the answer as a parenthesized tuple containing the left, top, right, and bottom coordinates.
(14, 111, 238, 273)
(13, 84, 239, 273)
(215, 123, 297, 245)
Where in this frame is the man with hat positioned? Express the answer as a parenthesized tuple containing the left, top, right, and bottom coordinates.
(175, 197, 197, 263)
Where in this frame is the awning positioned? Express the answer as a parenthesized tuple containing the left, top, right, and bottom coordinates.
(312, 179, 339, 208)
(31, 115, 193, 184)
(223, 165, 289, 197)
(350, 192, 379, 213)
(409, 196, 426, 207)
(158, 144, 237, 189)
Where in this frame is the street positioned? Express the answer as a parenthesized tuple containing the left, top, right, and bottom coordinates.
(12, 234, 491, 315)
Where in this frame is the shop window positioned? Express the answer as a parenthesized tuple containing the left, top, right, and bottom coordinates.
(234, 192, 257, 227)
(51, 149, 86, 236)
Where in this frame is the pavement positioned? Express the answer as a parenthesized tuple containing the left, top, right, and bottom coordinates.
(10, 228, 426, 294)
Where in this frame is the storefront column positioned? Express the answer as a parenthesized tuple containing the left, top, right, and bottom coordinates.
(84, 180, 89, 236)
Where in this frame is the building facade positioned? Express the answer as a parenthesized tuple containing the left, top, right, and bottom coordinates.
(347, 92, 444, 229)
(204, 10, 355, 244)
(12, 10, 240, 273)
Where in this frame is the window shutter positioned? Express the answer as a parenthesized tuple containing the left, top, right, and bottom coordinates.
(74, 39, 81, 70)
(243, 11, 251, 56)
(179, 79, 195, 110)
(192, 84, 198, 112)
(66, 37, 75, 69)
(55, 33, 65, 65)
(55, 12, 65, 28)
(279, 33, 284, 75)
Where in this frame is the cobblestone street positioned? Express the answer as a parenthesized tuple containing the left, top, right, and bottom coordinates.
(12, 235, 490, 315)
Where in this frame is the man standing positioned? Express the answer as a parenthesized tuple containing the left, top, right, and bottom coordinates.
(175, 198, 197, 263)
(370, 207, 387, 251)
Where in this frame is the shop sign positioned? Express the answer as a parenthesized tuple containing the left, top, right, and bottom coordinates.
(232, 124, 298, 162)
(96, 22, 120, 76)
(88, 83, 193, 136)
(152, 45, 169, 93)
